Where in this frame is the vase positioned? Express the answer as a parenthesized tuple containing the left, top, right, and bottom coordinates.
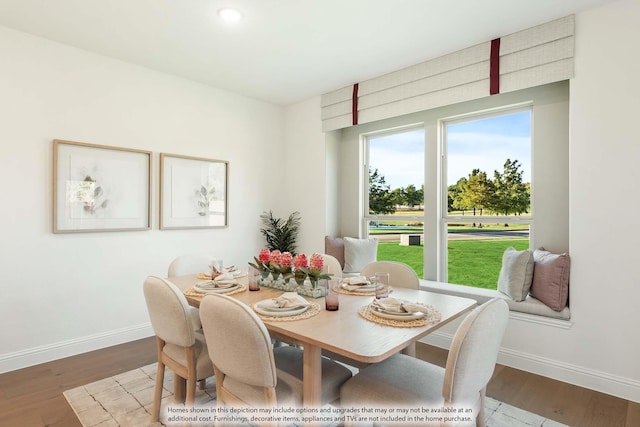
(295, 280, 326, 298)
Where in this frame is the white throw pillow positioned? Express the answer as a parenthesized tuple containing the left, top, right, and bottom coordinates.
(497, 247, 534, 301)
(343, 237, 378, 273)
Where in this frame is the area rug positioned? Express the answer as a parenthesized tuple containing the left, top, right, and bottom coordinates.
(64, 363, 567, 427)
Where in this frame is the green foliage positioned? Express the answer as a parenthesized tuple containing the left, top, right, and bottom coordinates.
(259, 211, 301, 254)
(377, 238, 529, 289)
(369, 168, 396, 214)
(447, 159, 530, 216)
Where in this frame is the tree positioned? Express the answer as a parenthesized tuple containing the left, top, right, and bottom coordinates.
(390, 187, 406, 207)
(368, 168, 396, 214)
(448, 177, 468, 213)
(490, 159, 530, 216)
(403, 184, 423, 208)
(460, 169, 493, 216)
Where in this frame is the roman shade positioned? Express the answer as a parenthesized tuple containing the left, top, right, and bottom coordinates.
(321, 15, 574, 132)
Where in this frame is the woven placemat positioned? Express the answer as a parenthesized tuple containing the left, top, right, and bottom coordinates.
(184, 284, 247, 301)
(253, 303, 321, 322)
(358, 303, 441, 328)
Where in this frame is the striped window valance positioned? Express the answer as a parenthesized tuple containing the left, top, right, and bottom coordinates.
(321, 15, 574, 132)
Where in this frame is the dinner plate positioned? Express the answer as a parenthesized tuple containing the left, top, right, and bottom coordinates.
(341, 283, 377, 292)
(254, 299, 309, 317)
(369, 304, 425, 321)
(193, 282, 239, 294)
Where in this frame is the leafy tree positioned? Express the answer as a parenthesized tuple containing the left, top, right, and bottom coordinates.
(368, 168, 396, 214)
(448, 177, 468, 213)
(403, 184, 423, 208)
(390, 187, 406, 207)
(460, 169, 493, 216)
(490, 159, 530, 215)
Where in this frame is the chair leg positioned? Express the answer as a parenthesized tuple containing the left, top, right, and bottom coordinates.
(199, 378, 206, 390)
(185, 346, 198, 407)
(477, 387, 487, 427)
(152, 358, 165, 422)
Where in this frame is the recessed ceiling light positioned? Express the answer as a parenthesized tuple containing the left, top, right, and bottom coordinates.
(218, 8, 243, 23)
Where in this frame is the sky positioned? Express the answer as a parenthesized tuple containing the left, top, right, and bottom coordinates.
(368, 110, 531, 189)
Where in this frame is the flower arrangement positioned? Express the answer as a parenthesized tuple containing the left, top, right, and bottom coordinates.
(250, 248, 331, 288)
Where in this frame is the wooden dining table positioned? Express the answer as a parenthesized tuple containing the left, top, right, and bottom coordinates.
(169, 274, 477, 410)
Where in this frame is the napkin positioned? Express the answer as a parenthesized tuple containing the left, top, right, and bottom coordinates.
(371, 298, 423, 314)
(272, 292, 310, 308)
(213, 272, 235, 282)
(195, 279, 235, 290)
(343, 276, 370, 286)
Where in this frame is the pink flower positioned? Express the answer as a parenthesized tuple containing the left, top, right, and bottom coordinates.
(270, 250, 282, 265)
(309, 253, 324, 273)
(293, 253, 308, 269)
(258, 248, 270, 263)
(281, 252, 293, 268)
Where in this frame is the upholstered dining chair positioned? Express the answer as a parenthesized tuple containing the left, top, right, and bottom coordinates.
(167, 254, 212, 277)
(143, 276, 215, 423)
(340, 298, 509, 427)
(199, 294, 352, 425)
(360, 260, 420, 289)
(321, 253, 343, 278)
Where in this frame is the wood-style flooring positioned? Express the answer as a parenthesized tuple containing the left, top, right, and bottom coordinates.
(0, 337, 638, 427)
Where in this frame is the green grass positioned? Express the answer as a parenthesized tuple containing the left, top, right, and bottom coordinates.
(377, 239, 529, 290)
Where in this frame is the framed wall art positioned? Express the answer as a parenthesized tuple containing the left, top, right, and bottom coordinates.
(53, 139, 152, 233)
(160, 153, 228, 229)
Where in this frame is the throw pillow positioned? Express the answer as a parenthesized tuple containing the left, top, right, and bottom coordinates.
(530, 248, 570, 311)
(343, 237, 378, 273)
(324, 236, 345, 269)
(497, 247, 534, 301)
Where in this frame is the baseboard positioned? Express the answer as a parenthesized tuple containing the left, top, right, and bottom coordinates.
(420, 331, 640, 404)
(0, 322, 154, 374)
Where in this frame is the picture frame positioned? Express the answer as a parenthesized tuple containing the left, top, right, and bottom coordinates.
(160, 153, 228, 229)
(53, 139, 152, 233)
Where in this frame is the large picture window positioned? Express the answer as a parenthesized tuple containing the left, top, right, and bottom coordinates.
(351, 82, 568, 290)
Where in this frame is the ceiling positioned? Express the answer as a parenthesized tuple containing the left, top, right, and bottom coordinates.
(0, 0, 617, 106)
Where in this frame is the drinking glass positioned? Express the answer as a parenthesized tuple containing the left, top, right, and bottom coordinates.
(248, 265, 260, 291)
(325, 278, 340, 311)
(374, 272, 390, 299)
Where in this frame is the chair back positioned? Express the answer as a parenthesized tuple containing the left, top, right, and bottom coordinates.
(143, 276, 196, 347)
(168, 254, 212, 277)
(360, 260, 419, 289)
(443, 298, 509, 403)
(321, 253, 343, 278)
(200, 294, 278, 389)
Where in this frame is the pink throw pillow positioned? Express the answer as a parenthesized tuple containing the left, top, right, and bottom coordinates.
(530, 248, 570, 311)
(324, 236, 345, 269)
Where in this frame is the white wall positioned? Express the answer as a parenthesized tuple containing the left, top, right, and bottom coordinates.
(0, 26, 284, 371)
(284, 0, 640, 403)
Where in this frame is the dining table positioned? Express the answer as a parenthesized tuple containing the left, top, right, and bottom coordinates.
(168, 273, 477, 411)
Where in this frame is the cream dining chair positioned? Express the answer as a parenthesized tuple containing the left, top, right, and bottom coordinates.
(360, 260, 420, 289)
(361, 260, 421, 356)
(143, 276, 215, 423)
(340, 298, 509, 427)
(199, 294, 352, 426)
(321, 253, 343, 279)
(167, 254, 213, 277)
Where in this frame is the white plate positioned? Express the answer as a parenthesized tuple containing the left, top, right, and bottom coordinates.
(254, 299, 309, 317)
(193, 282, 239, 294)
(369, 304, 425, 321)
(341, 283, 377, 292)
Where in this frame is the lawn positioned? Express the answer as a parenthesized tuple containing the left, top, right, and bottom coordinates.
(377, 239, 529, 290)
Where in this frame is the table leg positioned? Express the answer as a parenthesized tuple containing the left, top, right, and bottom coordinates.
(401, 342, 416, 357)
(303, 344, 322, 407)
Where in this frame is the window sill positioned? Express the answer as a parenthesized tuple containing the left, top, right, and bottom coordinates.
(419, 280, 572, 328)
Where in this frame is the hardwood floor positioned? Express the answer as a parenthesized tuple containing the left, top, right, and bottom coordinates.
(0, 338, 637, 426)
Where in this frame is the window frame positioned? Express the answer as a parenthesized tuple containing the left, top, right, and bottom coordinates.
(438, 104, 534, 283)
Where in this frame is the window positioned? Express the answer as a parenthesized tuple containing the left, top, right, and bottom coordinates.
(442, 108, 532, 288)
(348, 82, 569, 289)
(364, 127, 425, 277)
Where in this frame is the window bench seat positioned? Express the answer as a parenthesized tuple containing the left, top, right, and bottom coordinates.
(420, 279, 571, 321)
